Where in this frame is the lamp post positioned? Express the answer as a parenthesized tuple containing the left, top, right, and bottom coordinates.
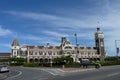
(50, 51, 53, 68)
(74, 33, 79, 62)
(47, 43, 52, 67)
(115, 40, 120, 57)
(74, 33, 78, 46)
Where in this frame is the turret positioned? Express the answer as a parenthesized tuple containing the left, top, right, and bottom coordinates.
(11, 38, 20, 57)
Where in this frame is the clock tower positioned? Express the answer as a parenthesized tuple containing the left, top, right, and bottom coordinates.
(95, 28, 106, 61)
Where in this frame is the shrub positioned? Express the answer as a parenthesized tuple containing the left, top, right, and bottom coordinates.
(105, 57, 118, 61)
(65, 62, 80, 67)
(23, 63, 39, 67)
(96, 61, 120, 66)
(9, 63, 23, 66)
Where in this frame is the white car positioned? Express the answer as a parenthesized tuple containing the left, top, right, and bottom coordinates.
(0, 65, 9, 72)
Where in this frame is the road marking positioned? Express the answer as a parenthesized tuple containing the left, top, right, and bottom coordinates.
(48, 71, 58, 76)
(107, 73, 119, 77)
(42, 69, 58, 76)
(37, 77, 49, 80)
(6, 70, 22, 79)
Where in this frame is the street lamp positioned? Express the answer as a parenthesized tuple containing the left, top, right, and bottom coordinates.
(46, 43, 52, 67)
(74, 33, 78, 46)
(115, 40, 120, 57)
(74, 33, 79, 62)
(50, 51, 53, 68)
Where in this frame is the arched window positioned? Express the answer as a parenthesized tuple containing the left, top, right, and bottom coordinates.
(39, 51, 43, 55)
(30, 51, 33, 55)
(35, 52, 37, 55)
(67, 52, 70, 54)
(64, 46, 72, 49)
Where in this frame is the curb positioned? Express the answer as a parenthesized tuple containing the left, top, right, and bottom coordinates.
(58, 68, 95, 73)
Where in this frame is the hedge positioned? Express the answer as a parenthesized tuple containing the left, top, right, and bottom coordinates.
(23, 63, 40, 67)
(65, 62, 80, 67)
(97, 61, 120, 66)
(9, 63, 23, 66)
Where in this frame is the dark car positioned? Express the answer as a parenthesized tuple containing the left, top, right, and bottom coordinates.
(80, 59, 101, 69)
(80, 59, 90, 68)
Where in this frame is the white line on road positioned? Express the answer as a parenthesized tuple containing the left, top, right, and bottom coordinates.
(42, 69, 58, 76)
(107, 72, 119, 77)
(6, 70, 22, 80)
(48, 71, 58, 76)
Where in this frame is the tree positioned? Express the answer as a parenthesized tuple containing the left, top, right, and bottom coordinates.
(54, 55, 73, 65)
(9, 57, 26, 63)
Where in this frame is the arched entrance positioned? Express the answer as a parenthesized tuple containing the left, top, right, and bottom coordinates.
(44, 58, 48, 63)
(29, 58, 34, 62)
(40, 58, 43, 63)
(35, 58, 38, 62)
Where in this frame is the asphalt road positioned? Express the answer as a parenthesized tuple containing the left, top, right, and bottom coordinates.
(5, 67, 55, 80)
(50, 65, 120, 80)
(3, 65, 120, 80)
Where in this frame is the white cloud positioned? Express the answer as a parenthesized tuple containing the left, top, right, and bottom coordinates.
(3, 11, 98, 29)
(42, 31, 69, 37)
(3, 11, 62, 22)
(19, 34, 61, 46)
(0, 26, 13, 36)
(21, 35, 42, 41)
(3, 0, 120, 56)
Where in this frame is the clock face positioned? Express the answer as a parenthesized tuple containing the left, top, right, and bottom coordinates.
(98, 34, 104, 38)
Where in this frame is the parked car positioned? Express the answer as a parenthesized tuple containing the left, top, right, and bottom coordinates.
(0, 65, 9, 73)
(80, 59, 101, 69)
(80, 59, 90, 68)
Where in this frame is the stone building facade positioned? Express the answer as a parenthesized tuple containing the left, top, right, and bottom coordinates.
(11, 28, 106, 62)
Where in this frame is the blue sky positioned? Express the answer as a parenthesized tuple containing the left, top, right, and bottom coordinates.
(0, 0, 120, 56)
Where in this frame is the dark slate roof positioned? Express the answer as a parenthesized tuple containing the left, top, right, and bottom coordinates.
(0, 53, 11, 57)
